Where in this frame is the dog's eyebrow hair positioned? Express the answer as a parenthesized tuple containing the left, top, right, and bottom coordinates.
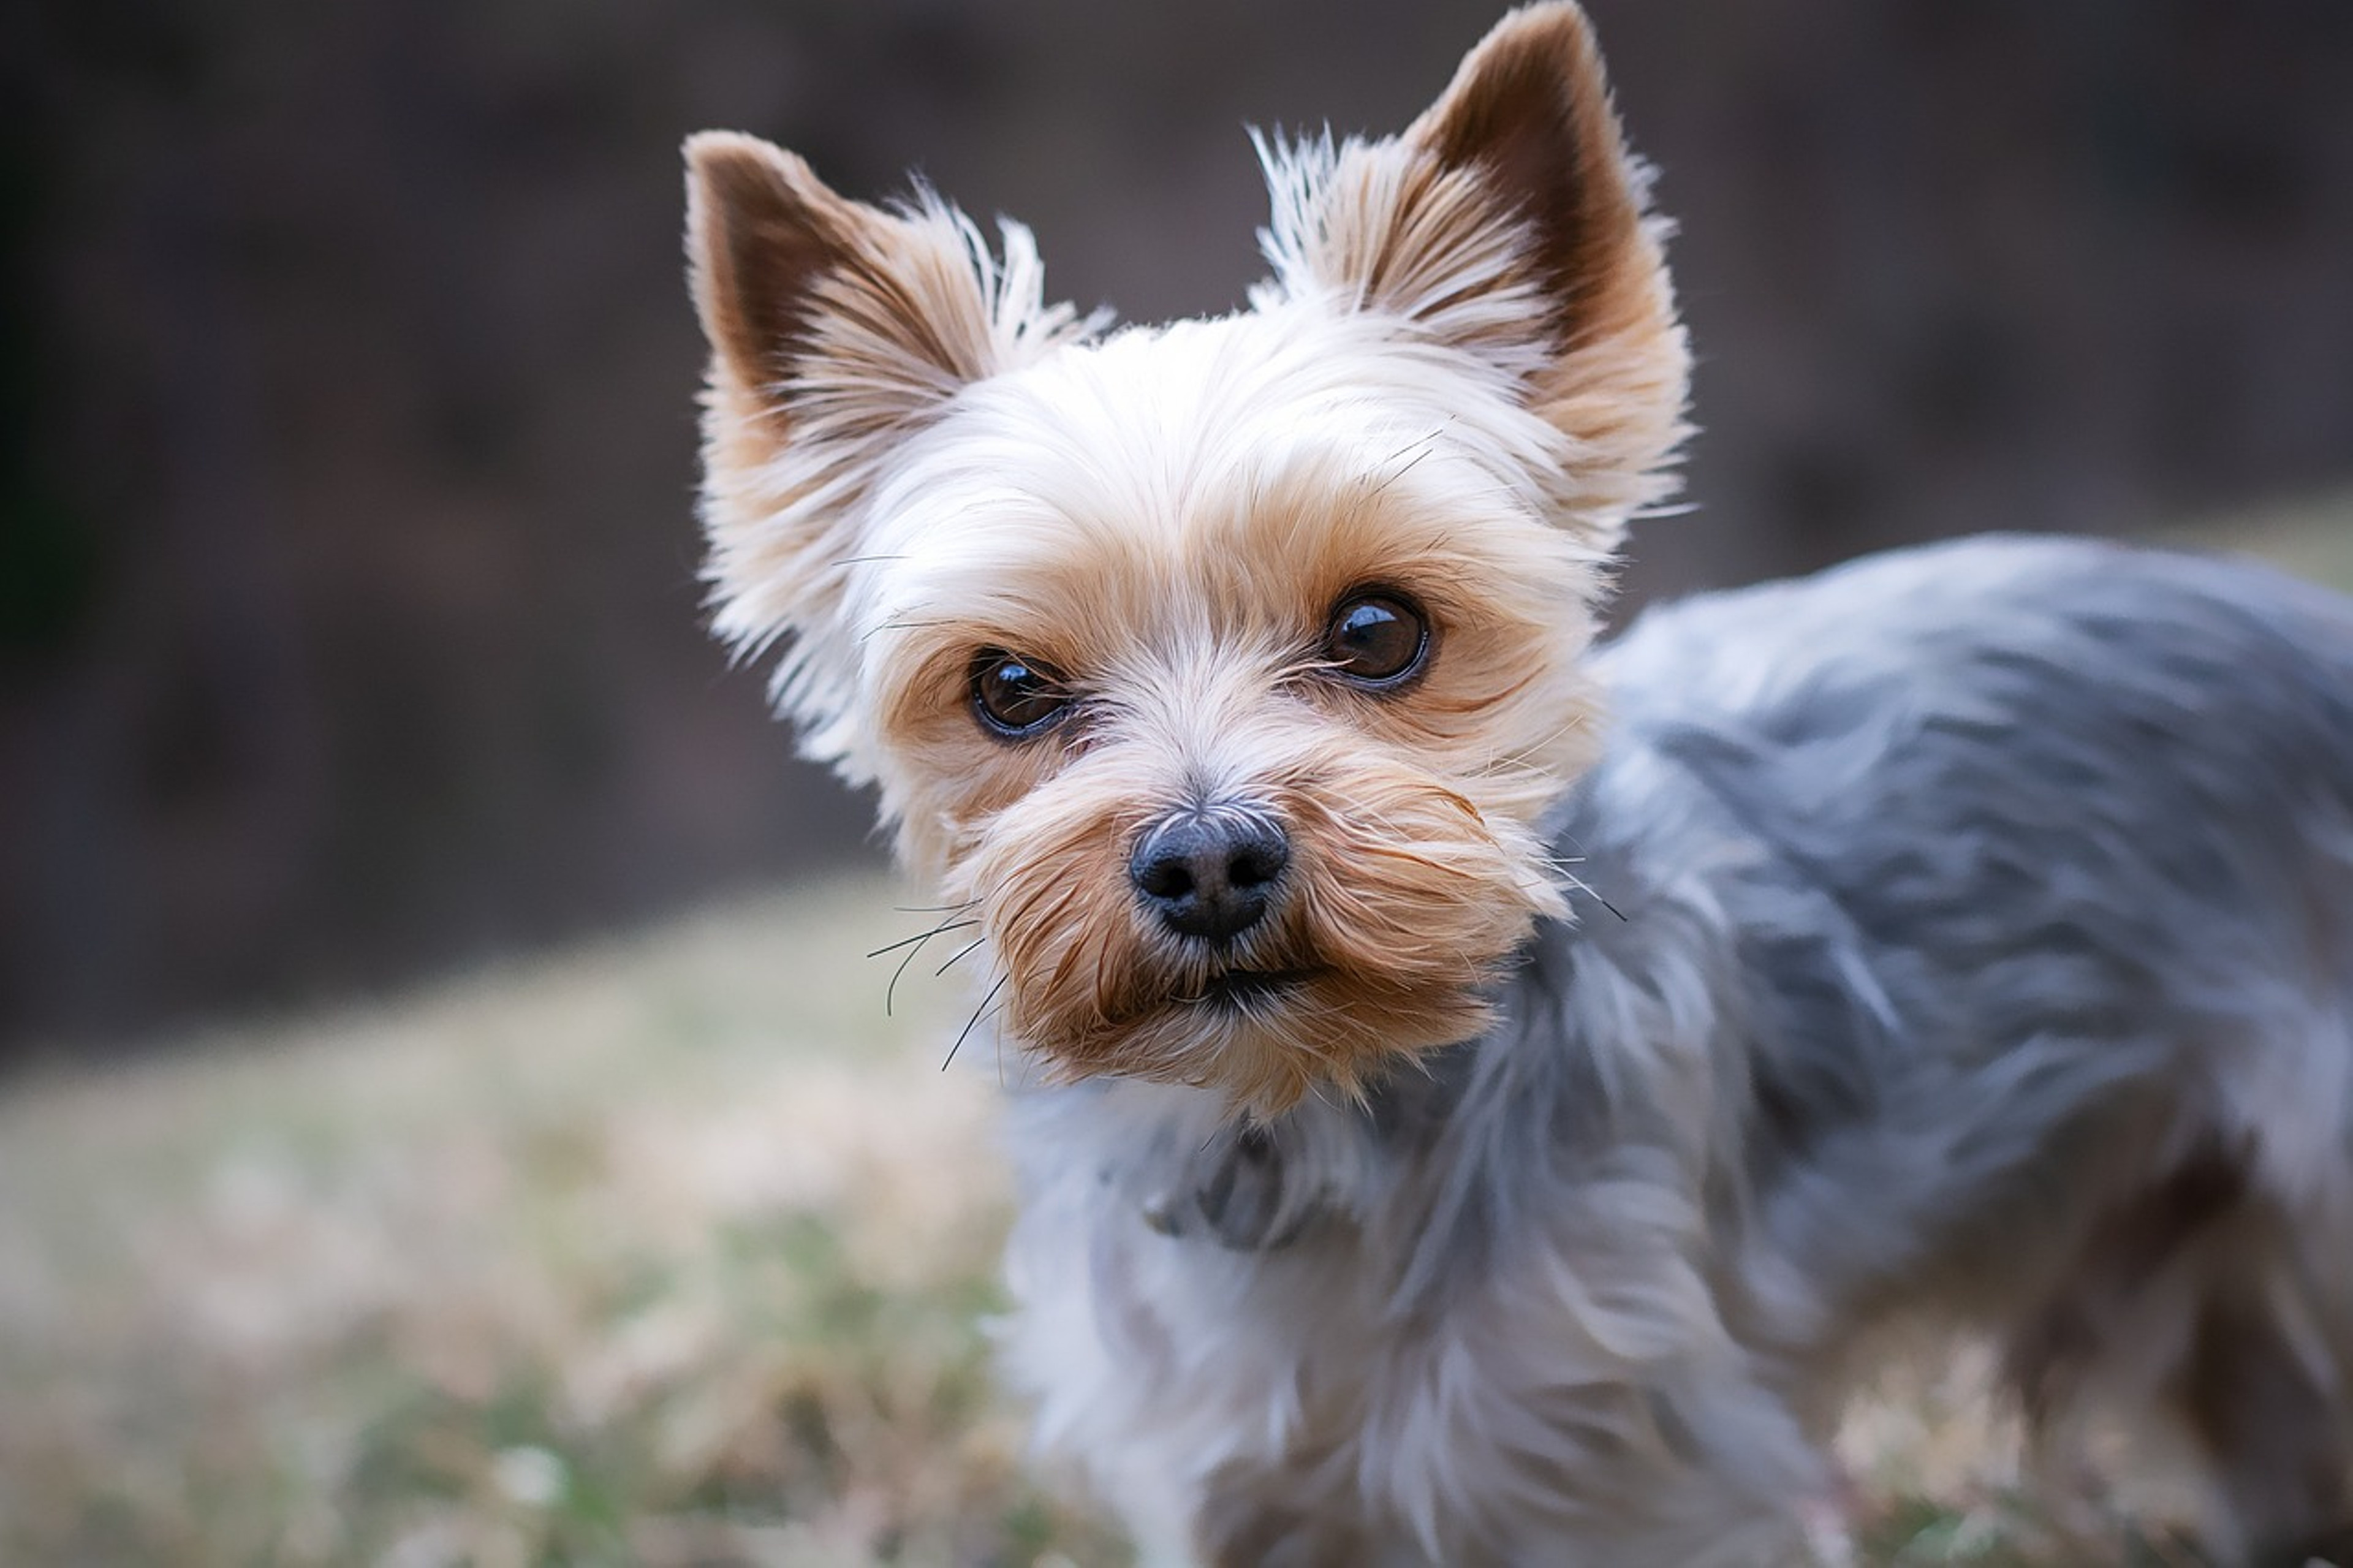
(1383, 428, 1446, 465)
(1362, 428, 1447, 496)
(858, 618, 953, 644)
(1365, 445, 1437, 499)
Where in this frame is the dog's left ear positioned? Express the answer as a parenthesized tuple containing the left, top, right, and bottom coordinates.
(1257, 2, 1687, 537)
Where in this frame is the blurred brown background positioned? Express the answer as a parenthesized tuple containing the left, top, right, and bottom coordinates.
(4, 0, 2349, 1061)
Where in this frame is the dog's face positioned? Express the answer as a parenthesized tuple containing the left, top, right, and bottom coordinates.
(684, 4, 1685, 1112)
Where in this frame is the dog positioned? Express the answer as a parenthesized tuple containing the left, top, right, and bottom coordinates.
(679, 6, 2353, 1562)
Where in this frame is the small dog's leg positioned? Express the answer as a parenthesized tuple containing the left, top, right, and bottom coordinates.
(2175, 1287, 2353, 1567)
(1192, 1464, 1374, 1568)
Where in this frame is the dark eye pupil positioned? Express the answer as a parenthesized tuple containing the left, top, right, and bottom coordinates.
(1325, 595, 1425, 683)
(973, 651, 1069, 735)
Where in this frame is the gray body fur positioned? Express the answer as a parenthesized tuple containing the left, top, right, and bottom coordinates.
(999, 535, 2353, 1565)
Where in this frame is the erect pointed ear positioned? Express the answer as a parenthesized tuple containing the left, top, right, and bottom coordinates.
(686, 132, 1043, 431)
(1404, 3, 1659, 361)
(687, 133, 850, 400)
(1256, 2, 1686, 539)
(682, 133, 1091, 770)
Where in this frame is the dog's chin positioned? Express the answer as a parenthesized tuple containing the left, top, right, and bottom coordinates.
(1014, 960, 1501, 1118)
(1180, 966, 1327, 1012)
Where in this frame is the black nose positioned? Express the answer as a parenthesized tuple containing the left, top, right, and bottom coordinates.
(1129, 808, 1290, 942)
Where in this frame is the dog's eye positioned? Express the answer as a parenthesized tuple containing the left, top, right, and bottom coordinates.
(1322, 592, 1429, 686)
(971, 650, 1072, 737)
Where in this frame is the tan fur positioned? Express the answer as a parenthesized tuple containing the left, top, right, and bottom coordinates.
(683, 5, 1674, 1115)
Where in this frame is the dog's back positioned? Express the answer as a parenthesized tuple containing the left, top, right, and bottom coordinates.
(1578, 533, 2353, 1558)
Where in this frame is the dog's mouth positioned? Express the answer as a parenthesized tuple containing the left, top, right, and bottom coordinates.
(1178, 967, 1326, 1012)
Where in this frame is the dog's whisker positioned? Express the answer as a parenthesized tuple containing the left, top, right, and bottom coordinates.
(934, 936, 987, 976)
(884, 943, 925, 1018)
(1482, 713, 1596, 775)
(885, 914, 982, 1017)
(941, 971, 1010, 1072)
(1561, 871, 1627, 922)
(865, 918, 977, 959)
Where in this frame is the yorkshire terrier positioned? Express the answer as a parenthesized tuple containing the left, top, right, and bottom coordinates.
(680, 6, 2353, 1562)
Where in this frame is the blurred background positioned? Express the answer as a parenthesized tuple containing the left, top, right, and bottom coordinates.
(4, 0, 2352, 1061)
(6, 3, 2353, 1563)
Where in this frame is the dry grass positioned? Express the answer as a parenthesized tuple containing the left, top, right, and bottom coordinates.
(4, 512, 2344, 1567)
(0, 877, 1126, 1567)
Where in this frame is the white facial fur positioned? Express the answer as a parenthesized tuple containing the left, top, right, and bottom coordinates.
(684, 5, 1686, 1107)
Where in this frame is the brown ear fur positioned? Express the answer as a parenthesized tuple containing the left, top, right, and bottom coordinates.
(685, 133, 858, 396)
(1422, 4, 1688, 520)
(1407, 4, 1653, 360)
(1258, 2, 1686, 537)
(685, 132, 1019, 445)
(681, 133, 1091, 768)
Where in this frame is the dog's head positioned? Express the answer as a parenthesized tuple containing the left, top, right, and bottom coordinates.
(683, 3, 1684, 1113)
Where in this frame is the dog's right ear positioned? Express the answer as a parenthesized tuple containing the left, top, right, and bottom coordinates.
(684, 134, 1088, 770)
